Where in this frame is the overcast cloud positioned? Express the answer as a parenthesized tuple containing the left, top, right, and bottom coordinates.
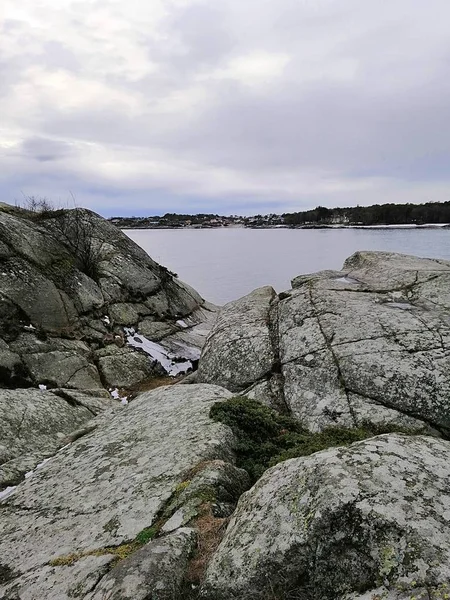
(1, 0, 450, 216)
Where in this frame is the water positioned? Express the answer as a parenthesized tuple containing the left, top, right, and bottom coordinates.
(126, 228, 450, 305)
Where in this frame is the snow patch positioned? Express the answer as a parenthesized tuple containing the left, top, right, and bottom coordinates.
(38, 384, 47, 391)
(335, 276, 359, 284)
(24, 324, 36, 330)
(102, 315, 111, 325)
(24, 456, 53, 480)
(110, 388, 128, 405)
(0, 486, 16, 502)
(176, 319, 188, 328)
(124, 328, 193, 376)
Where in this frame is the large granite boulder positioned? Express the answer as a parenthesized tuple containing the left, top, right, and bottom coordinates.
(0, 204, 217, 391)
(197, 251, 450, 434)
(197, 286, 277, 393)
(202, 433, 450, 600)
(0, 384, 249, 600)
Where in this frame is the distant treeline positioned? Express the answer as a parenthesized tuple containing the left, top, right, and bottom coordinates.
(283, 201, 450, 226)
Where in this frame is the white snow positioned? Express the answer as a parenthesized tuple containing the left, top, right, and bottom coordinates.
(102, 315, 111, 325)
(38, 384, 47, 391)
(110, 388, 128, 404)
(124, 328, 193, 376)
(351, 223, 450, 229)
(24, 324, 36, 331)
(387, 302, 413, 310)
(24, 456, 53, 480)
(335, 276, 359, 284)
(176, 319, 188, 328)
(0, 486, 17, 502)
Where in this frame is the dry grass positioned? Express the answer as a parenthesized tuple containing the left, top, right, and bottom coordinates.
(184, 504, 228, 588)
(117, 375, 180, 402)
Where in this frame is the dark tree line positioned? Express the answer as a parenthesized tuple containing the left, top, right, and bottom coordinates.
(283, 201, 450, 226)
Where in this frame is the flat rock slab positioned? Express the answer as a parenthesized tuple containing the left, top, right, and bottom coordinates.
(0, 384, 235, 599)
(202, 434, 450, 600)
(0, 388, 115, 487)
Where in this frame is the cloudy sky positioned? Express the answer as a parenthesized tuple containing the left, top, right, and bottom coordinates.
(1, 1, 450, 216)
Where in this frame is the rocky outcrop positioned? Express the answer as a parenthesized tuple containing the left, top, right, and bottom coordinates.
(0, 387, 116, 489)
(0, 384, 249, 599)
(197, 286, 277, 393)
(197, 251, 450, 434)
(202, 433, 450, 600)
(0, 204, 217, 391)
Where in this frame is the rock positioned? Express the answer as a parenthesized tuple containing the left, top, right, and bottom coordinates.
(0, 204, 216, 393)
(138, 319, 178, 340)
(23, 350, 102, 389)
(0, 384, 241, 599)
(197, 287, 277, 392)
(85, 528, 197, 600)
(96, 346, 164, 388)
(0, 256, 77, 333)
(161, 460, 250, 532)
(197, 252, 450, 433)
(0, 339, 28, 387)
(0, 387, 116, 487)
(202, 434, 450, 600)
(108, 303, 141, 326)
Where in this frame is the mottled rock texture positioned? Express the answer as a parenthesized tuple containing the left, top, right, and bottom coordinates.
(197, 251, 450, 434)
(0, 204, 216, 391)
(0, 384, 247, 600)
(0, 387, 115, 487)
(202, 434, 450, 600)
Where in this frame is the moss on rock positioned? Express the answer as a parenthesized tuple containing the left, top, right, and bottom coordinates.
(210, 396, 420, 482)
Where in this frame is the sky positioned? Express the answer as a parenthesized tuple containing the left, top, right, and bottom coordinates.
(1, 0, 450, 217)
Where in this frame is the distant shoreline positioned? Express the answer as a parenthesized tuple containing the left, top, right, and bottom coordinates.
(120, 223, 450, 231)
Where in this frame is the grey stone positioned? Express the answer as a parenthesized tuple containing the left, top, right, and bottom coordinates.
(0, 205, 215, 394)
(96, 347, 164, 388)
(108, 303, 141, 326)
(202, 434, 450, 600)
(197, 286, 277, 392)
(22, 350, 102, 389)
(0, 339, 29, 386)
(138, 319, 177, 340)
(0, 384, 236, 599)
(197, 251, 450, 433)
(0, 257, 78, 333)
(85, 528, 197, 600)
(0, 387, 114, 487)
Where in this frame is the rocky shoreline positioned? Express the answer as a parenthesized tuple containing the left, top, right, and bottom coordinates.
(1, 205, 450, 599)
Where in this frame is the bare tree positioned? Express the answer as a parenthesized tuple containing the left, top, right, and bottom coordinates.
(45, 209, 105, 281)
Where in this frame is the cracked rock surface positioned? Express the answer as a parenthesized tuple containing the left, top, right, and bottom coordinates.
(197, 251, 450, 433)
(201, 433, 450, 600)
(0, 384, 243, 599)
(0, 387, 116, 488)
(0, 204, 216, 391)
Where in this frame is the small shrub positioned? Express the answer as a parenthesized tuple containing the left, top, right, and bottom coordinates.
(210, 397, 419, 482)
(15, 194, 54, 216)
(134, 526, 158, 545)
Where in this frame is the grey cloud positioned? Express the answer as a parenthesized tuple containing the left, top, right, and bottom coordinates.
(2, 0, 450, 214)
(19, 137, 76, 162)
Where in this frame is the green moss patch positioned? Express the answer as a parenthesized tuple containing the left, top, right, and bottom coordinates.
(210, 397, 419, 482)
(49, 525, 160, 567)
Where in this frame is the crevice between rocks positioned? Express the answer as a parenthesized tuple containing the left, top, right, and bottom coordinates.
(50, 389, 98, 417)
(308, 284, 357, 427)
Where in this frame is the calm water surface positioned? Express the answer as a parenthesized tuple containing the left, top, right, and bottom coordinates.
(126, 228, 450, 305)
